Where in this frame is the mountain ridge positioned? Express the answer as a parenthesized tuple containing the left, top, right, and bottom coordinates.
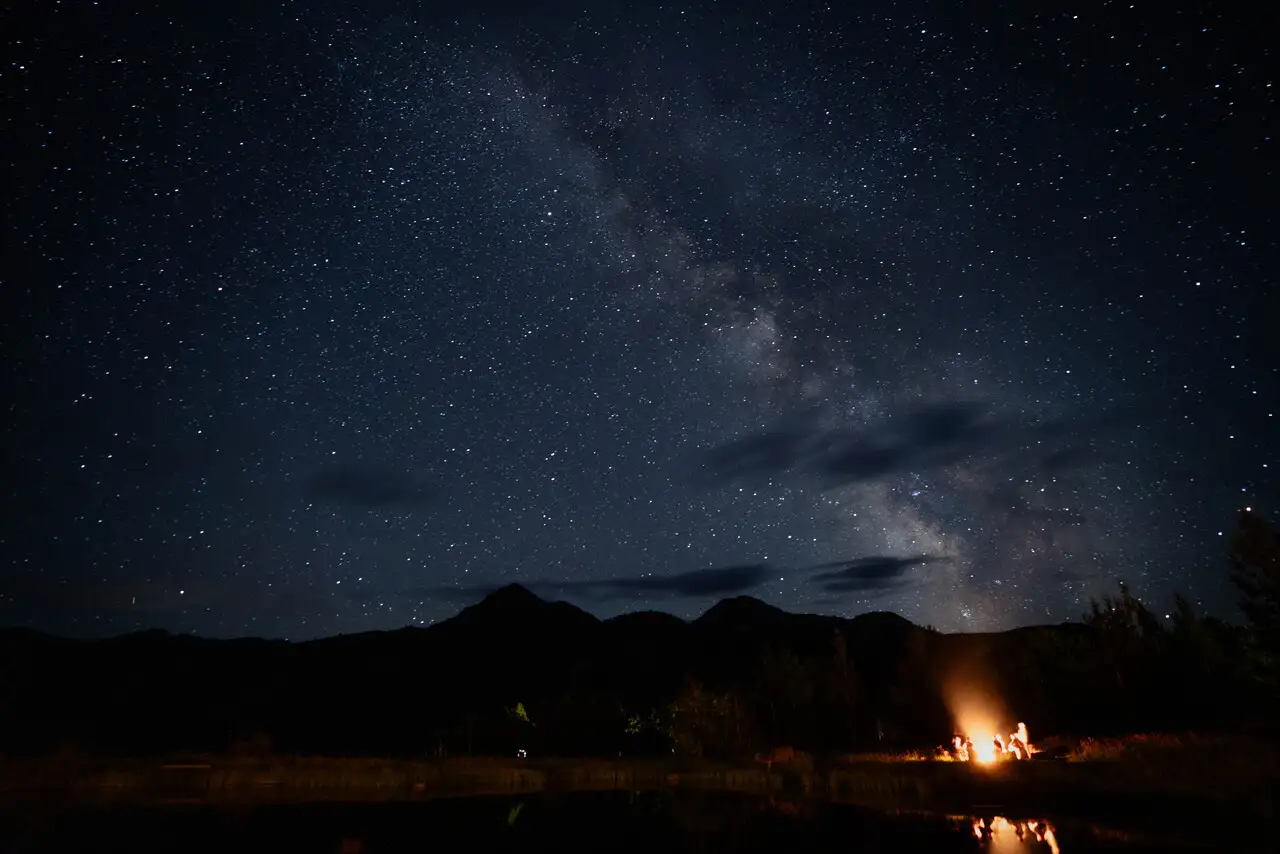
(0, 582, 1071, 645)
(0, 580, 1255, 758)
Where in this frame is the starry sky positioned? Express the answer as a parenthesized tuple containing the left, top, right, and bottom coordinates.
(2, 1, 1275, 640)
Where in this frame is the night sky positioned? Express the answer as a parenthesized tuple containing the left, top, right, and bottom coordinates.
(2, 1, 1275, 640)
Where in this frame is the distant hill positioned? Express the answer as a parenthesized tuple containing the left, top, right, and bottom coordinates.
(0, 585, 1256, 758)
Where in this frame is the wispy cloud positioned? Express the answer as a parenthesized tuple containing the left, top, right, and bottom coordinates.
(700, 400, 1137, 488)
(806, 554, 950, 593)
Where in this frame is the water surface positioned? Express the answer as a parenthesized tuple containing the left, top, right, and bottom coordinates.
(0, 791, 1260, 853)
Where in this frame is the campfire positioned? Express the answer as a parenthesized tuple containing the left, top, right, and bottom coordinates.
(972, 816, 1060, 854)
(953, 722, 1036, 763)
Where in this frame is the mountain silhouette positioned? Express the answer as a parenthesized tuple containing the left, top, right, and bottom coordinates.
(460, 582, 550, 615)
(695, 595, 792, 629)
(0, 584, 1256, 758)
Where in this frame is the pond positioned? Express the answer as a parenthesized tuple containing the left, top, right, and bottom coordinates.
(0, 791, 1262, 853)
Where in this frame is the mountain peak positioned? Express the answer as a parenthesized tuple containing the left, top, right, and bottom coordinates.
(695, 595, 788, 627)
(445, 583, 549, 627)
(482, 583, 544, 608)
(850, 610, 916, 629)
(436, 582, 601, 644)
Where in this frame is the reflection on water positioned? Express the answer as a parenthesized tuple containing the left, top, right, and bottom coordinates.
(969, 816, 1060, 853)
(0, 791, 1257, 853)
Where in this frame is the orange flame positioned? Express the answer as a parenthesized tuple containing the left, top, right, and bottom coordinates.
(953, 722, 1036, 763)
(971, 816, 1060, 853)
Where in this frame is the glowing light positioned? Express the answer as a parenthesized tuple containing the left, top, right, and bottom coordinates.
(953, 722, 1035, 764)
(971, 816, 1060, 854)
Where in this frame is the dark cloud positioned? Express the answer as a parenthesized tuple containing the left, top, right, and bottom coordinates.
(819, 402, 990, 481)
(806, 554, 949, 593)
(306, 465, 441, 510)
(418, 564, 772, 605)
(700, 400, 1131, 488)
(701, 424, 812, 482)
(581, 564, 771, 598)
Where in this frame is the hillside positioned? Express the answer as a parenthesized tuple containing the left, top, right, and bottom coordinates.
(0, 585, 1258, 758)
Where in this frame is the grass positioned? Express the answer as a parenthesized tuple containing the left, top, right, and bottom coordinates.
(1069, 731, 1212, 760)
(0, 733, 1272, 819)
(0, 754, 770, 804)
(834, 749, 941, 763)
(1060, 732, 1274, 813)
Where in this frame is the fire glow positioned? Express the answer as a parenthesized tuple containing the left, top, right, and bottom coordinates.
(953, 722, 1036, 764)
(972, 817, 1060, 854)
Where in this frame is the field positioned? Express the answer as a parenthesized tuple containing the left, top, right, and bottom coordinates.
(0, 734, 1271, 822)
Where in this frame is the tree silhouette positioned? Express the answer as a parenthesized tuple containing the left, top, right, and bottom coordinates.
(825, 631, 860, 750)
(1229, 508, 1280, 690)
(1083, 582, 1173, 730)
(751, 643, 812, 747)
(672, 677, 756, 759)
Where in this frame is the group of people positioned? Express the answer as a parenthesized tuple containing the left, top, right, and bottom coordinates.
(950, 723, 1032, 762)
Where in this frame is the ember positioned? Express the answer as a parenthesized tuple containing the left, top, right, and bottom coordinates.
(953, 722, 1036, 763)
(972, 816, 1060, 854)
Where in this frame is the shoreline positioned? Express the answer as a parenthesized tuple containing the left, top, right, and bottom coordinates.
(1, 752, 1272, 821)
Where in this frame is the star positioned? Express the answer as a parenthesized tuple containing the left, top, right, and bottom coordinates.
(0, 1, 1274, 639)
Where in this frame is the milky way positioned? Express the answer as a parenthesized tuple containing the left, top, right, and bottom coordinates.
(1, 2, 1274, 638)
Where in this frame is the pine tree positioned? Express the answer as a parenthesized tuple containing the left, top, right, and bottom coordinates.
(1229, 508, 1280, 688)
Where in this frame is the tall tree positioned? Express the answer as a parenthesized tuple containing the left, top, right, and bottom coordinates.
(826, 631, 860, 750)
(1229, 508, 1280, 689)
(672, 677, 756, 759)
(1083, 582, 1169, 730)
(751, 643, 812, 747)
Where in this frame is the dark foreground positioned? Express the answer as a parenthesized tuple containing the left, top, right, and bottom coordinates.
(0, 790, 1268, 853)
(2, 745, 1275, 852)
(3, 742, 1273, 826)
